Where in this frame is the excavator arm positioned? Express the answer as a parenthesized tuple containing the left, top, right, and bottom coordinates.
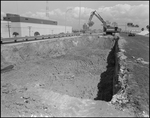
(88, 11, 95, 22)
(87, 11, 95, 27)
(88, 10, 107, 28)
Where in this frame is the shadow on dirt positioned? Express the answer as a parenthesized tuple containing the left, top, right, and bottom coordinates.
(94, 39, 120, 102)
(1, 65, 14, 73)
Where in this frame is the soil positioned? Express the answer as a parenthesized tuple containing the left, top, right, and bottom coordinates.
(119, 33, 149, 117)
(1, 35, 134, 117)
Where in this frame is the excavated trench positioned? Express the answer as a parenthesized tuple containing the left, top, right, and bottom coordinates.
(94, 39, 120, 101)
(1, 35, 122, 116)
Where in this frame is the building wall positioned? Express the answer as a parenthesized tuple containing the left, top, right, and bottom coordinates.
(1, 21, 72, 38)
(11, 22, 22, 37)
(19, 22, 72, 37)
(1, 21, 12, 38)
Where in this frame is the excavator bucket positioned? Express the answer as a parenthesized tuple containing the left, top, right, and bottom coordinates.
(88, 21, 94, 27)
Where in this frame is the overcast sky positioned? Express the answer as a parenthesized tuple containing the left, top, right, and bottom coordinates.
(1, 1, 149, 30)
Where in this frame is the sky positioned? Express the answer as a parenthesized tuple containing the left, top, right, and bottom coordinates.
(1, 1, 149, 30)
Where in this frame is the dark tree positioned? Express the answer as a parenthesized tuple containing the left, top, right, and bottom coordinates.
(34, 32, 40, 36)
(13, 32, 19, 37)
(127, 23, 131, 26)
(83, 23, 88, 30)
(141, 28, 144, 31)
(146, 25, 149, 31)
(135, 24, 139, 27)
(83, 23, 89, 33)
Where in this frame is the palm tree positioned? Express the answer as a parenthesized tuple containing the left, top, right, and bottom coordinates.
(135, 24, 139, 27)
(83, 23, 89, 33)
(141, 28, 144, 31)
(13, 32, 19, 37)
(146, 25, 149, 31)
(34, 32, 40, 36)
(83, 23, 88, 30)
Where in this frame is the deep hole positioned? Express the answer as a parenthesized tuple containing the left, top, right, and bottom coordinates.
(94, 40, 120, 102)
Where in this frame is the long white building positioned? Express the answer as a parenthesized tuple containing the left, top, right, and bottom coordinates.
(1, 13, 72, 38)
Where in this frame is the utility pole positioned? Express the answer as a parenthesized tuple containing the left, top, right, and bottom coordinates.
(46, 1, 49, 19)
(7, 21, 11, 38)
(65, 8, 72, 33)
(79, 1, 81, 33)
(16, 1, 19, 14)
(28, 26, 31, 36)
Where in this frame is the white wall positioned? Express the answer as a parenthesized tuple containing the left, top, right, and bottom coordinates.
(11, 22, 22, 37)
(1, 21, 72, 38)
(20, 22, 72, 37)
(1, 21, 12, 38)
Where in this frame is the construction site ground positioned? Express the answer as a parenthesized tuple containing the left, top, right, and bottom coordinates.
(119, 33, 149, 117)
(1, 33, 149, 117)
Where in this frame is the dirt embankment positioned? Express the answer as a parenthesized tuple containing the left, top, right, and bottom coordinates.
(116, 33, 149, 117)
(1, 35, 134, 117)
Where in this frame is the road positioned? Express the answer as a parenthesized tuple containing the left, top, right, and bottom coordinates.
(120, 33, 149, 62)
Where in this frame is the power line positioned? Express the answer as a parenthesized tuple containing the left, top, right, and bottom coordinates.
(79, 1, 81, 32)
(6, 21, 11, 38)
(46, 1, 49, 19)
(16, 1, 19, 14)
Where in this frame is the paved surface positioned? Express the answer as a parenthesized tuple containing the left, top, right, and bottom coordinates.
(120, 33, 149, 116)
(120, 33, 149, 62)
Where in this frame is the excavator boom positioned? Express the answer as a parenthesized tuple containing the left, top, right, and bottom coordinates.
(88, 10, 106, 28)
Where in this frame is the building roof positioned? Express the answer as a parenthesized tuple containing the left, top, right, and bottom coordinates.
(3, 13, 57, 25)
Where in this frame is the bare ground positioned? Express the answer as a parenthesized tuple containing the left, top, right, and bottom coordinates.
(119, 33, 149, 117)
(1, 35, 134, 117)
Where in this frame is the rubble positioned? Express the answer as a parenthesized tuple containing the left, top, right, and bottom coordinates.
(135, 58, 149, 65)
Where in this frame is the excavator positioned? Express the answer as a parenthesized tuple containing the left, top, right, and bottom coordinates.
(87, 10, 119, 35)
